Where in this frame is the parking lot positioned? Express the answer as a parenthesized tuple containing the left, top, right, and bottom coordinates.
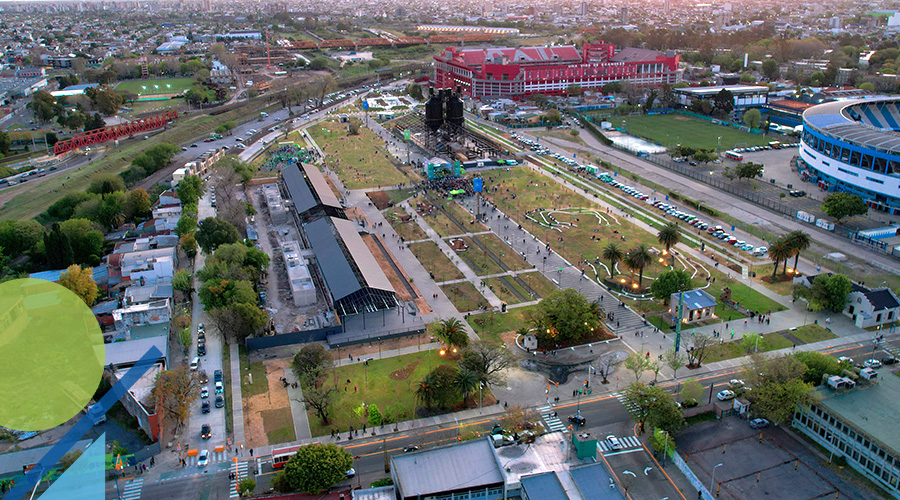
(677, 416, 880, 500)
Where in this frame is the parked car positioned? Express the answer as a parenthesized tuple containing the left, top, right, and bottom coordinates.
(749, 418, 770, 429)
(198, 343, 206, 356)
(200, 387, 209, 399)
(606, 435, 623, 450)
(882, 356, 897, 365)
(728, 379, 745, 389)
(201, 400, 210, 413)
(864, 359, 882, 369)
(215, 370, 223, 382)
(215, 381, 223, 393)
(197, 449, 210, 467)
(215, 395, 224, 408)
(716, 390, 736, 401)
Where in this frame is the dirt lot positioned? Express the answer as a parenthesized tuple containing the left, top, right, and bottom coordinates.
(243, 357, 293, 449)
(367, 190, 393, 210)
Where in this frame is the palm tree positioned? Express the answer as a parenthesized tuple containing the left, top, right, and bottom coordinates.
(602, 242, 624, 277)
(628, 244, 653, 288)
(657, 222, 681, 265)
(434, 318, 468, 353)
(454, 368, 479, 408)
(768, 239, 792, 278)
(787, 230, 811, 273)
(624, 251, 640, 286)
(415, 374, 436, 410)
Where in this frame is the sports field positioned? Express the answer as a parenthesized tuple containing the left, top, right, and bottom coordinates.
(612, 113, 771, 151)
(115, 78, 194, 95)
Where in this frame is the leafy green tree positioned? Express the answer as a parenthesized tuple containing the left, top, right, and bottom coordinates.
(680, 378, 704, 406)
(761, 59, 780, 80)
(650, 269, 693, 303)
(624, 351, 652, 382)
(692, 149, 718, 164)
(0, 220, 44, 256)
(58, 264, 99, 306)
(208, 302, 267, 343)
(43, 222, 74, 269)
(198, 278, 256, 310)
(796, 273, 853, 312)
(415, 373, 437, 410)
(663, 349, 687, 379)
(238, 478, 256, 497)
(735, 162, 765, 180)
(820, 192, 868, 221)
(173, 269, 193, 296)
(176, 175, 204, 206)
(622, 382, 685, 434)
(542, 108, 562, 124)
(713, 88, 734, 116)
(87, 175, 125, 195)
(626, 244, 652, 288)
(59, 218, 104, 266)
(453, 368, 480, 407)
(195, 217, 239, 254)
(768, 237, 793, 278)
(746, 354, 813, 424)
(280, 443, 353, 493)
(429, 364, 459, 409)
(602, 242, 624, 276)
(526, 289, 602, 344)
(787, 230, 811, 272)
(292, 343, 331, 385)
(125, 188, 151, 220)
(180, 233, 198, 259)
(743, 108, 762, 129)
(308, 57, 329, 71)
(0, 130, 10, 155)
(48, 191, 97, 220)
(175, 214, 197, 237)
(432, 317, 469, 352)
(793, 351, 842, 385)
(367, 404, 383, 426)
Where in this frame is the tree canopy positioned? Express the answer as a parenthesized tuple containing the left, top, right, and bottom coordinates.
(58, 264, 99, 306)
(280, 443, 353, 493)
(820, 192, 868, 221)
(526, 289, 602, 345)
(622, 382, 685, 434)
(794, 273, 853, 312)
(650, 269, 693, 303)
(195, 217, 239, 254)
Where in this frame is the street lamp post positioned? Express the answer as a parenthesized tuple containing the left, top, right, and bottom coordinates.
(711, 462, 724, 494)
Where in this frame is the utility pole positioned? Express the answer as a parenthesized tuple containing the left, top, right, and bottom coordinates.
(674, 285, 685, 352)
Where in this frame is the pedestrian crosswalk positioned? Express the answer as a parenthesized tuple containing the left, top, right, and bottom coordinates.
(613, 392, 639, 414)
(228, 460, 250, 498)
(539, 405, 568, 433)
(187, 448, 229, 466)
(122, 478, 143, 500)
(597, 435, 642, 453)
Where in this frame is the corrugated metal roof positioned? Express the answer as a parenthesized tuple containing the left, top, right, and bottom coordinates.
(281, 164, 318, 214)
(301, 162, 342, 209)
(521, 472, 567, 500)
(392, 439, 502, 497)
(331, 218, 394, 294)
(304, 217, 363, 302)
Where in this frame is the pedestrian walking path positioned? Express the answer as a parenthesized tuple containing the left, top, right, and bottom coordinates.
(121, 478, 143, 500)
(283, 366, 313, 441)
(228, 459, 249, 498)
(538, 405, 567, 433)
(230, 343, 245, 448)
(598, 435, 642, 453)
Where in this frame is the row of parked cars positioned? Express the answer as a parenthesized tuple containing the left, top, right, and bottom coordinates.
(510, 134, 581, 168)
(594, 173, 769, 258)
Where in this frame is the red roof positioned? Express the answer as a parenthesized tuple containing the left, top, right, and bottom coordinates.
(769, 99, 814, 111)
(447, 45, 582, 67)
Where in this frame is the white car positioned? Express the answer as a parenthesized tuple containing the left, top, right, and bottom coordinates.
(728, 379, 744, 388)
(716, 390, 736, 401)
(864, 359, 882, 369)
(200, 387, 209, 399)
(606, 435, 623, 450)
(215, 381, 223, 393)
(197, 449, 209, 467)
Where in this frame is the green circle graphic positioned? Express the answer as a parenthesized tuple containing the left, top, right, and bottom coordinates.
(0, 278, 105, 431)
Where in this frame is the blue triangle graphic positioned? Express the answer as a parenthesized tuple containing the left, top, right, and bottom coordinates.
(38, 433, 104, 500)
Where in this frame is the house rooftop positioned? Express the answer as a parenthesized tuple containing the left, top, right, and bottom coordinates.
(815, 367, 900, 454)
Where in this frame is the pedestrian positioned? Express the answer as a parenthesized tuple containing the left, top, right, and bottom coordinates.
(348, 353, 352, 361)
(250, 449, 253, 457)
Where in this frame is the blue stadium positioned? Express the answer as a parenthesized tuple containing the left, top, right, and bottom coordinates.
(800, 98, 900, 215)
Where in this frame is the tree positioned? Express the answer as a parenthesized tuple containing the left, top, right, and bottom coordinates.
(684, 332, 715, 367)
(238, 478, 256, 497)
(796, 273, 853, 312)
(622, 382, 685, 434)
(56, 219, 103, 267)
(692, 149, 718, 164)
(175, 215, 197, 237)
(0, 130, 9, 155)
(458, 341, 514, 387)
(794, 351, 843, 385)
(429, 365, 460, 409)
(58, 264, 99, 306)
(308, 57, 329, 71)
(594, 353, 617, 384)
(662, 349, 687, 379)
(173, 269, 193, 296)
(656, 222, 680, 265)
(431, 318, 469, 352)
(367, 404, 383, 426)
(0, 220, 44, 256)
(43, 222, 74, 269)
(542, 108, 562, 124)
(713, 88, 734, 116)
(415, 373, 437, 410)
(196, 217, 239, 254)
(681, 378, 704, 406)
(761, 59, 780, 80)
(746, 355, 813, 424)
(787, 230, 811, 273)
(626, 244, 652, 289)
(742, 108, 762, 130)
(180, 233, 198, 259)
(526, 289, 602, 344)
(624, 352, 651, 382)
(207, 302, 267, 342)
(176, 175, 204, 206)
(767, 238, 792, 278)
(741, 333, 764, 353)
(651, 269, 693, 303)
(406, 83, 424, 101)
(567, 83, 583, 96)
(124, 188, 151, 221)
(453, 368, 479, 407)
(58, 450, 83, 472)
(281, 443, 353, 493)
(90, 88, 124, 116)
(301, 383, 338, 424)
(87, 175, 125, 195)
(602, 242, 624, 276)
(820, 192, 868, 221)
(292, 344, 331, 385)
(735, 162, 765, 180)
(152, 367, 201, 433)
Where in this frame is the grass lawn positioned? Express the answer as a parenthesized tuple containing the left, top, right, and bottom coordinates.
(440, 281, 490, 313)
(434, 197, 488, 232)
(307, 120, 408, 189)
(261, 407, 296, 444)
(533, 129, 587, 146)
(484, 276, 527, 305)
(223, 347, 234, 435)
(116, 77, 194, 95)
(610, 113, 771, 151)
(475, 234, 533, 271)
(704, 331, 796, 363)
(303, 351, 456, 437)
(468, 304, 537, 345)
(121, 98, 179, 118)
(752, 264, 800, 296)
(450, 237, 505, 276)
(408, 241, 464, 282)
(790, 324, 837, 344)
(518, 271, 559, 299)
(386, 208, 428, 241)
(386, 188, 417, 205)
(647, 315, 673, 333)
(241, 354, 268, 398)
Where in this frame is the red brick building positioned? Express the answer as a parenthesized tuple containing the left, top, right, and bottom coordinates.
(433, 42, 680, 99)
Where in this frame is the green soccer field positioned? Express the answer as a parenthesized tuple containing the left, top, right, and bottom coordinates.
(613, 113, 771, 151)
(115, 78, 194, 95)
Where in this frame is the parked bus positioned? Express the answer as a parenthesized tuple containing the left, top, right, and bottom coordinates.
(272, 445, 303, 468)
(724, 150, 744, 161)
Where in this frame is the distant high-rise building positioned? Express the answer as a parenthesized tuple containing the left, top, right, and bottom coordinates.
(664, 0, 670, 14)
(578, 1, 587, 16)
(619, 6, 628, 23)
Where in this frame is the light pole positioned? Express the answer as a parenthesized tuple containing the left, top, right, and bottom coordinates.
(662, 430, 670, 466)
(711, 462, 724, 494)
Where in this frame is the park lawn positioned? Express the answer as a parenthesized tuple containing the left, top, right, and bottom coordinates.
(484, 276, 527, 305)
(751, 263, 799, 296)
(386, 208, 428, 241)
(116, 77, 194, 95)
(262, 407, 296, 445)
(304, 350, 456, 437)
(451, 237, 505, 276)
(610, 113, 771, 151)
(533, 128, 587, 147)
(468, 304, 537, 345)
(647, 315, 673, 333)
(437, 197, 488, 233)
(518, 271, 559, 299)
(386, 188, 417, 205)
(408, 241, 464, 282)
(475, 234, 532, 271)
(307, 120, 408, 189)
(120, 98, 179, 118)
(223, 347, 235, 435)
(441, 282, 490, 313)
(790, 324, 837, 344)
(412, 195, 466, 237)
(703, 331, 795, 363)
(241, 355, 269, 398)
(0, 101, 270, 221)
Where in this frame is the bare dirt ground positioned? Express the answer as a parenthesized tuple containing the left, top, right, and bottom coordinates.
(366, 190, 393, 210)
(243, 357, 292, 449)
(328, 332, 433, 361)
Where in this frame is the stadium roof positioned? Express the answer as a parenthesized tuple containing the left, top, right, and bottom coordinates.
(303, 217, 395, 316)
(674, 85, 769, 95)
(610, 47, 668, 63)
(445, 45, 582, 67)
(803, 97, 900, 154)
